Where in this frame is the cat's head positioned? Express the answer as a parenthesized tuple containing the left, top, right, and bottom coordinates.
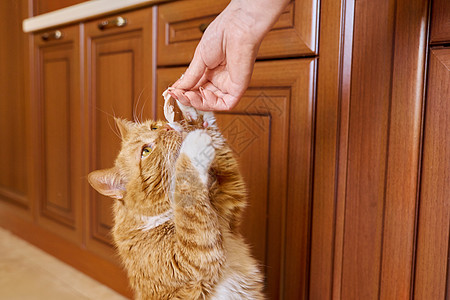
(88, 118, 193, 207)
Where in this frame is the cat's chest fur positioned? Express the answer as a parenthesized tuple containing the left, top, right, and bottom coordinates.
(113, 207, 263, 300)
(112, 206, 178, 285)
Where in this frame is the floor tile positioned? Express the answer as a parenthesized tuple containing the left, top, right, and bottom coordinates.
(0, 228, 128, 300)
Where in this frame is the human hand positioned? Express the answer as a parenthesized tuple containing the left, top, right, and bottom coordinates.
(167, 0, 289, 111)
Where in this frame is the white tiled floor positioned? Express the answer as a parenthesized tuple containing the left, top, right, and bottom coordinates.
(0, 227, 128, 300)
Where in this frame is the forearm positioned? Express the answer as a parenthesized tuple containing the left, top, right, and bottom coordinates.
(227, 0, 290, 39)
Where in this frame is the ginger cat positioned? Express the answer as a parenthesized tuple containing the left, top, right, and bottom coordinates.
(88, 110, 264, 299)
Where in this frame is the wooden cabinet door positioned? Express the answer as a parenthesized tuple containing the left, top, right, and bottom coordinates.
(34, 25, 83, 244)
(414, 47, 450, 299)
(0, 0, 29, 211)
(157, 0, 319, 66)
(84, 8, 153, 262)
(156, 58, 316, 299)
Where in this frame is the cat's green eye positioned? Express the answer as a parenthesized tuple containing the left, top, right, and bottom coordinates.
(141, 146, 152, 158)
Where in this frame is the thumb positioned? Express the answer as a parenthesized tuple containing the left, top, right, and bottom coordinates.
(172, 47, 206, 90)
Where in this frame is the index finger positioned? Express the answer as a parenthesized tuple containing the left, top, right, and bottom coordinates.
(172, 47, 207, 90)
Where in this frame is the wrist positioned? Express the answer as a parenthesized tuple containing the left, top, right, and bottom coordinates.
(228, 0, 289, 36)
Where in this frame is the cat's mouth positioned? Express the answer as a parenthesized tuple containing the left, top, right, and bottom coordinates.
(162, 119, 209, 152)
(164, 122, 191, 140)
(158, 122, 188, 154)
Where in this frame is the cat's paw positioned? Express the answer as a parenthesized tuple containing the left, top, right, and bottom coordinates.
(179, 130, 215, 184)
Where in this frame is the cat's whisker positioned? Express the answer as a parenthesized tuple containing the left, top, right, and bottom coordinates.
(139, 95, 150, 124)
(111, 106, 117, 119)
(134, 88, 145, 125)
(94, 106, 116, 119)
(110, 119, 123, 140)
(95, 107, 121, 140)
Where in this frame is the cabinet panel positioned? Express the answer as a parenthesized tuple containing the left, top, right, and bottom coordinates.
(430, 0, 450, 44)
(414, 48, 450, 299)
(310, 0, 429, 298)
(42, 58, 72, 222)
(216, 112, 270, 264)
(34, 25, 83, 243)
(157, 0, 318, 66)
(156, 58, 316, 299)
(339, 1, 398, 298)
(85, 8, 153, 261)
(0, 0, 29, 209)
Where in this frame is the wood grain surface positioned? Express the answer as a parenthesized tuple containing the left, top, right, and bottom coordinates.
(430, 0, 450, 44)
(0, 0, 30, 209)
(34, 24, 84, 244)
(157, 0, 318, 66)
(414, 47, 450, 300)
(84, 8, 153, 263)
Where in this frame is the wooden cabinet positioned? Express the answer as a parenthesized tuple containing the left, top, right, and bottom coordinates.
(4, 0, 450, 298)
(414, 47, 450, 299)
(84, 8, 153, 262)
(33, 25, 83, 243)
(0, 7, 152, 297)
(156, 58, 316, 299)
(157, 0, 318, 66)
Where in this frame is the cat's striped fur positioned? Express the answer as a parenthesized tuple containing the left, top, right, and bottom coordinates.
(88, 115, 264, 299)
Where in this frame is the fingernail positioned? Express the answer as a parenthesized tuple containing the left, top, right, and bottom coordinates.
(179, 92, 190, 104)
(167, 91, 178, 100)
(199, 87, 206, 99)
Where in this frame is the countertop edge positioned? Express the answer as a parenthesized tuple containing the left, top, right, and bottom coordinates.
(23, 0, 171, 33)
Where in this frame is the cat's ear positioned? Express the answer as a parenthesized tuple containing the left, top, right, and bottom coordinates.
(88, 167, 126, 200)
(114, 118, 133, 140)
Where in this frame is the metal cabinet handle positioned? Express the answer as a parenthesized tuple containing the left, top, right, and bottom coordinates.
(199, 23, 209, 33)
(98, 16, 127, 30)
(41, 30, 63, 41)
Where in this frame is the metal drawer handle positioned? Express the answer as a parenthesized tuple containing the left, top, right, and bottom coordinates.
(41, 30, 63, 41)
(199, 23, 209, 33)
(98, 16, 127, 30)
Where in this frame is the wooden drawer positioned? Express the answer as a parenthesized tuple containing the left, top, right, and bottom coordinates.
(156, 58, 316, 299)
(430, 0, 450, 44)
(157, 0, 318, 66)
